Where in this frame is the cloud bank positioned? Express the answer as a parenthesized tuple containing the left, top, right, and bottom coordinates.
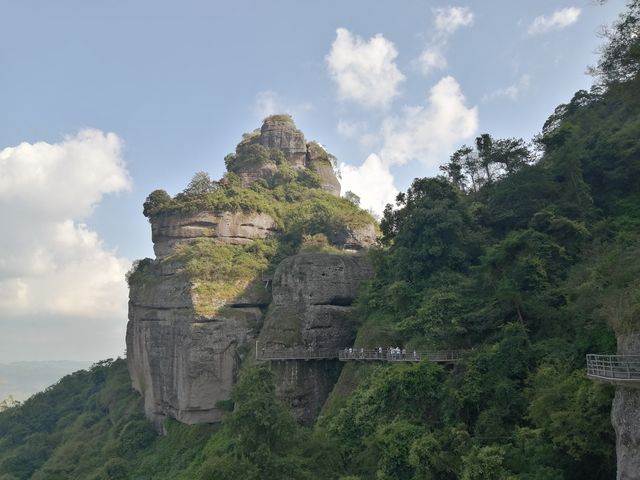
(0, 130, 131, 359)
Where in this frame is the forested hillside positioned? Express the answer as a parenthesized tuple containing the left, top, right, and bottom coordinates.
(1, 2, 639, 479)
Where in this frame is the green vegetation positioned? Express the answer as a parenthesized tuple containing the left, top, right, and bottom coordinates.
(1, 5, 639, 478)
(174, 239, 275, 315)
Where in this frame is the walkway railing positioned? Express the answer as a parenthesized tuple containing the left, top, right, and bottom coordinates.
(339, 349, 465, 363)
(586, 354, 640, 383)
(255, 344, 465, 364)
(256, 348, 338, 361)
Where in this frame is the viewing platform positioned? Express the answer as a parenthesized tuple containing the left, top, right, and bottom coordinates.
(586, 354, 640, 386)
(255, 344, 465, 365)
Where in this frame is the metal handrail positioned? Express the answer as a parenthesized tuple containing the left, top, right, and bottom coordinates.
(256, 348, 338, 361)
(255, 343, 465, 364)
(338, 349, 465, 363)
(586, 354, 640, 382)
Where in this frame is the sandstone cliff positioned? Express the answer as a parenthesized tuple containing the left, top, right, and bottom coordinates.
(258, 253, 373, 425)
(127, 115, 376, 430)
(611, 333, 640, 480)
(126, 220, 269, 430)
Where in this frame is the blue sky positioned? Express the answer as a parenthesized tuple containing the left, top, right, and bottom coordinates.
(0, 0, 626, 362)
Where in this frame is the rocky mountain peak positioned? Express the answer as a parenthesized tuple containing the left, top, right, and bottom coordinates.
(226, 114, 341, 196)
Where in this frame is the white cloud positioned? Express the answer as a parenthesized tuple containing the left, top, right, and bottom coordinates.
(379, 76, 478, 169)
(336, 119, 364, 139)
(326, 28, 405, 109)
(483, 74, 531, 101)
(528, 7, 581, 35)
(253, 90, 312, 120)
(434, 6, 474, 34)
(416, 47, 448, 75)
(0, 130, 131, 320)
(340, 154, 398, 215)
(415, 6, 474, 76)
(337, 76, 477, 215)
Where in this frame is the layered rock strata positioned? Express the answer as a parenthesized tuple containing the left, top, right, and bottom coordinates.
(611, 333, 640, 480)
(127, 210, 272, 430)
(151, 210, 278, 258)
(258, 253, 373, 424)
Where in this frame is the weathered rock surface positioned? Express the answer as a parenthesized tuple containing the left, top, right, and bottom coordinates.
(329, 223, 377, 251)
(258, 252, 373, 424)
(307, 141, 340, 197)
(236, 162, 278, 188)
(258, 115, 307, 169)
(126, 259, 263, 431)
(151, 210, 278, 258)
(612, 333, 640, 480)
(235, 117, 341, 196)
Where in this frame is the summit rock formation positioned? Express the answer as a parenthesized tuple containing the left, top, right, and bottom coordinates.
(126, 115, 375, 430)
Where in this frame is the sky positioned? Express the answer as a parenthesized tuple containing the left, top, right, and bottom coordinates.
(0, 0, 627, 362)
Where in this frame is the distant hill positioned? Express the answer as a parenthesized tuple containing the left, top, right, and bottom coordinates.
(0, 360, 92, 401)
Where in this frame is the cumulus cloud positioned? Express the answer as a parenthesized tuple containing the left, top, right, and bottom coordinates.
(340, 154, 398, 215)
(483, 74, 531, 101)
(434, 6, 474, 34)
(379, 76, 478, 169)
(326, 28, 405, 109)
(416, 47, 448, 75)
(416, 6, 474, 76)
(0, 130, 131, 321)
(527, 7, 581, 35)
(253, 90, 312, 120)
(338, 76, 477, 215)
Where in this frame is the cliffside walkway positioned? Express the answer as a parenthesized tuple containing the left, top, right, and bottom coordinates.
(586, 354, 640, 385)
(256, 346, 465, 364)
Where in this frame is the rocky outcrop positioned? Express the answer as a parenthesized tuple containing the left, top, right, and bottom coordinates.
(258, 115, 307, 169)
(128, 114, 378, 431)
(307, 141, 340, 197)
(233, 116, 341, 196)
(151, 210, 278, 258)
(258, 253, 373, 424)
(612, 333, 640, 480)
(126, 258, 265, 431)
(329, 223, 377, 251)
(127, 207, 275, 430)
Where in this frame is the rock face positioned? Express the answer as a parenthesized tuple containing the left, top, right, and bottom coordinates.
(128, 114, 378, 430)
(329, 223, 377, 251)
(258, 253, 373, 424)
(307, 141, 341, 197)
(258, 115, 307, 169)
(611, 333, 640, 480)
(233, 116, 341, 196)
(127, 212, 272, 430)
(151, 210, 278, 258)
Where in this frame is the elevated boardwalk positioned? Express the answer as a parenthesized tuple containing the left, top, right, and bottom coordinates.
(586, 354, 640, 386)
(256, 345, 465, 365)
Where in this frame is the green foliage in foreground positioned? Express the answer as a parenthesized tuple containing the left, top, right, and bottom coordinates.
(2, 7, 639, 478)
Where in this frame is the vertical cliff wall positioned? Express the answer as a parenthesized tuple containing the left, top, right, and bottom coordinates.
(126, 211, 276, 430)
(611, 333, 640, 480)
(258, 253, 373, 425)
